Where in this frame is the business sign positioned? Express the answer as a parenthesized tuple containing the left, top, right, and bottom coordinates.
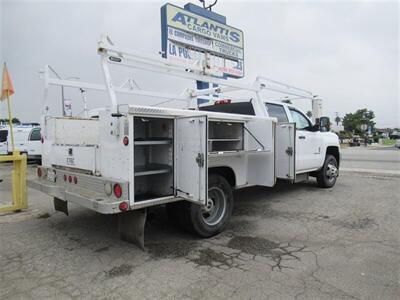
(161, 3, 244, 78)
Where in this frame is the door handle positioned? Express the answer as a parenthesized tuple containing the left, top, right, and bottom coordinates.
(299, 136, 306, 139)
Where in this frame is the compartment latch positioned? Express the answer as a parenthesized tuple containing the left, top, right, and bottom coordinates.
(196, 153, 205, 167)
(286, 146, 293, 156)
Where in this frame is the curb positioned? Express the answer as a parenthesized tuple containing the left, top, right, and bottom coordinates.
(341, 167, 400, 177)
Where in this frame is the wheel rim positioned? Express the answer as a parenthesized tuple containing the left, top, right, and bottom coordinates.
(202, 186, 227, 226)
(326, 162, 338, 182)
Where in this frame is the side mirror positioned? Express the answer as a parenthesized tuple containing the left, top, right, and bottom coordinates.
(319, 116, 330, 132)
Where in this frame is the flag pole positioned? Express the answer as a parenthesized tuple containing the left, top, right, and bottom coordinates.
(6, 89, 15, 153)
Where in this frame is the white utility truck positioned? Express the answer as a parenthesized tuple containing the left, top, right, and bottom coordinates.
(30, 37, 340, 248)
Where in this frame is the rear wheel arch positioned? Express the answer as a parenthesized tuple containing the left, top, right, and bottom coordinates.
(208, 166, 236, 187)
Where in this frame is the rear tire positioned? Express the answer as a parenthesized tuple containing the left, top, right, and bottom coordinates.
(316, 154, 338, 188)
(178, 174, 233, 238)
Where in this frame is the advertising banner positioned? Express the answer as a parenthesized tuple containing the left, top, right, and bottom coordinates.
(161, 3, 244, 78)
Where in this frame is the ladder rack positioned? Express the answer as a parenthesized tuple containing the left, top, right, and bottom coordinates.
(42, 34, 320, 120)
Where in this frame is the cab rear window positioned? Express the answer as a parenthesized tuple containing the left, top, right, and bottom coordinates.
(200, 102, 255, 115)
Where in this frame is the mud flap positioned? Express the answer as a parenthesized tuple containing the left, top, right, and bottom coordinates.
(118, 209, 147, 250)
(54, 197, 68, 216)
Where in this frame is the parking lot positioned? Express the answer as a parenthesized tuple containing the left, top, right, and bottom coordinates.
(1, 147, 399, 299)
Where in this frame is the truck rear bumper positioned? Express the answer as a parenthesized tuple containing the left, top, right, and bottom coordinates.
(28, 179, 125, 214)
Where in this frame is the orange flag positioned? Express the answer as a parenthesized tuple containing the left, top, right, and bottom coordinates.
(0, 63, 15, 101)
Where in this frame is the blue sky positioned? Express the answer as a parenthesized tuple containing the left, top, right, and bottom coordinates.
(0, 0, 398, 127)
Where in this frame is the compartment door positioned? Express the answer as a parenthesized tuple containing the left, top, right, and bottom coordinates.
(276, 123, 296, 181)
(246, 118, 275, 187)
(175, 115, 208, 204)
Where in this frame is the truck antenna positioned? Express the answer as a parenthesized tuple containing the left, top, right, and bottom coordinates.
(199, 0, 218, 11)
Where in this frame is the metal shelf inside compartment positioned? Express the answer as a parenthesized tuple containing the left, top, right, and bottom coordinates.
(134, 163, 172, 176)
(134, 138, 172, 145)
(208, 138, 241, 142)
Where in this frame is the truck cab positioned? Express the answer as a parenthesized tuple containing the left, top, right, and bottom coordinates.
(201, 100, 340, 187)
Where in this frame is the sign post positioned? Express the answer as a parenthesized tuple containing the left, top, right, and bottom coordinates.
(0, 63, 28, 213)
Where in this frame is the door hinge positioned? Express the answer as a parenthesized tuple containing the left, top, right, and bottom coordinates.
(196, 153, 205, 167)
(171, 186, 193, 198)
(286, 146, 293, 156)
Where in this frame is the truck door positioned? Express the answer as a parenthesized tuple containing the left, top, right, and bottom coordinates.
(27, 128, 42, 156)
(175, 115, 208, 205)
(288, 108, 323, 172)
(276, 123, 296, 181)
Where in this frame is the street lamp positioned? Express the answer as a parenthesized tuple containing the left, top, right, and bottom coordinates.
(47, 65, 79, 116)
(62, 76, 80, 116)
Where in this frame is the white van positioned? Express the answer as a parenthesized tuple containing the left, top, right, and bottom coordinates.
(0, 126, 42, 160)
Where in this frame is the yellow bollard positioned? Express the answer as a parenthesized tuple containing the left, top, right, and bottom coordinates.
(0, 151, 27, 213)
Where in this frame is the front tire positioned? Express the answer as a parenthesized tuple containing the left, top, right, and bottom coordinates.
(316, 154, 338, 188)
(178, 174, 233, 237)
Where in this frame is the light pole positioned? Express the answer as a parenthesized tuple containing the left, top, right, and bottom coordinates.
(61, 76, 80, 116)
(47, 66, 79, 116)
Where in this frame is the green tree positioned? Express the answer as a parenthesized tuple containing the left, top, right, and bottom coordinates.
(0, 118, 20, 124)
(342, 109, 375, 134)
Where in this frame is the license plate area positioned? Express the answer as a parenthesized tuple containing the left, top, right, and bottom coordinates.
(47, 169, 56, 183)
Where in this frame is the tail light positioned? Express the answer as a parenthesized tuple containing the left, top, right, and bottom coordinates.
(68, 175, 72, 183)
(41, 136, 44, 144)
(113, 183, 122, 198)
(119, 201, 128, 212)
(123, 136, 129, 146)
(73, 176, 78, 184)
(37, 167, 42, 178)
(215, 99, 231, 105)
(64, 174, 67, 181)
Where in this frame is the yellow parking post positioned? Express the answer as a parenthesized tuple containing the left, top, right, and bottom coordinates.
(0, 151, 27, 213)
(0, 63, 27, 213)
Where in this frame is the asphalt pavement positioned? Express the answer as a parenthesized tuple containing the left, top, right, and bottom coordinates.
(0, 147, 399, 299)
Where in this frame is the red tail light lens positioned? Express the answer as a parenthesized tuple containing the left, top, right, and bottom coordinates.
(41, 136, 44, 144)
(119, 201, 128, 212)
(123, 136, 129, 146)
(37, 167, 42, 178)
(113, 183, 122, 198)
(64, 174, 67, 181)
(68, 175, 72, 183)
(73, 176, 78, 184)
(215, 99, 231, 105)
